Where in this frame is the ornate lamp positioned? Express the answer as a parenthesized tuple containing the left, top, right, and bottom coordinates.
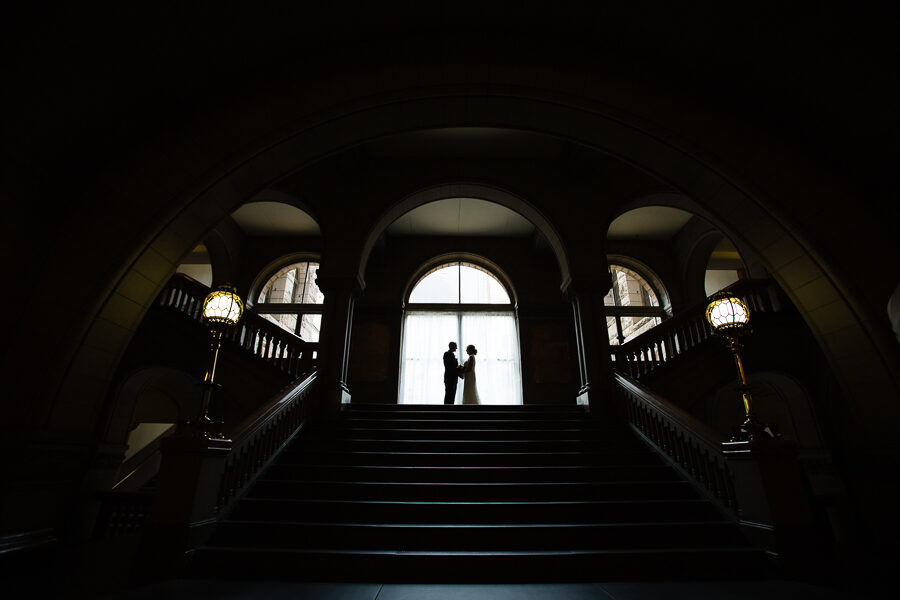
(194, 284, 244, 438)
(705, 291, 776, 441)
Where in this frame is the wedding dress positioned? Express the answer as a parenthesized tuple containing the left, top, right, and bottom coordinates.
(461, 356, 481, 405)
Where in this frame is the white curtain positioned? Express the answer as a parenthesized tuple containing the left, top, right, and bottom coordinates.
(400, 311, 522, 405)
(461, 313, 522, 405)
(400, 312, 459, 405)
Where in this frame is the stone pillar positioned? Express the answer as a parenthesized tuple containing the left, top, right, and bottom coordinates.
(315, 273, 365, 415)
(562, 277, 613, 412)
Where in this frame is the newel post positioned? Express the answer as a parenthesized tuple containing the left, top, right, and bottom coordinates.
(136, 434, 232, 576)
(722, 439, 819, 571)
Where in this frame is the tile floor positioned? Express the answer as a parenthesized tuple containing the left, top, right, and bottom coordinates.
(104, 579, 870, 599)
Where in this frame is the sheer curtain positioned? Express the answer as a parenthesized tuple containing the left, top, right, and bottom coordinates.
(461, 313, 522, 405)
(400, 311, 522, 405)
(400, 312, 459, 405)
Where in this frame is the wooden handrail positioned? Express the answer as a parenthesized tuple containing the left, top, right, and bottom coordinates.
(611, 279, 783, 379)
(105, 371, 319, 543)
(216, 370, 318, 514)
(157, 274, 318, 378)
(613, 372, 738, 515)
(112, 424, 176, 491)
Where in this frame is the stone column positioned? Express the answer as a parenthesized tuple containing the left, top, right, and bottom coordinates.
(315, 273, 365, 415)
(562, 276, 613, 412)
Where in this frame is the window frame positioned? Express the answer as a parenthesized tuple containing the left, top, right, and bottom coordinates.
(400, 257, 522, 405)
(605, 262, 669, 346)
(251, 258, 324, 341)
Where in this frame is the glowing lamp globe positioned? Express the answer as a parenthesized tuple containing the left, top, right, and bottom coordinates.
(705, 293, 750, 334)
(202, 285, 244, 326)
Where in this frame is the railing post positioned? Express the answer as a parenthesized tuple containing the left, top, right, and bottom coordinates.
(722, 439, 820, 572)
(136, 433, 232, 578)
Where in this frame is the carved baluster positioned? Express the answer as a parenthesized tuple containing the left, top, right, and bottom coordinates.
(681, 437, 691, 471)
(663, 425, 674, 458)
(724, 467, 739, 510)
(652, 415, 663, 448)
(672, 431, 682, 467)
(688, 443, 702, 482)
(260, 332, 270, 361)
(715, 462, 731, 505)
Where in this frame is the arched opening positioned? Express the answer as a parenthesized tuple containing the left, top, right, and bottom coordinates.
(175, 243, 213, 287)
(704, 237, 747, 296)
(604, 263, 668, 346)
(400, 257, 522, 405)
(51, 89, 900, 460)
(252, 259, 324, 342)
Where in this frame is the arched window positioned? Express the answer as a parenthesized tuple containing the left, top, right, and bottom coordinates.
(604, 264, 667, 345)
(400, 260, 522, 405)
(254, 261, 324, 341)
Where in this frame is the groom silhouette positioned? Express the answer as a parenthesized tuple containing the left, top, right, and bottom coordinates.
(443, 341, 459, 405)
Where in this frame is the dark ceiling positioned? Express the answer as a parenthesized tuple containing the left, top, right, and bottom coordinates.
(2, 4, 898, 220)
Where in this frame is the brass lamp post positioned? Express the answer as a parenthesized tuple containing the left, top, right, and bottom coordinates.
(195, 284, 244, 438)
(705, 291, 776, 441)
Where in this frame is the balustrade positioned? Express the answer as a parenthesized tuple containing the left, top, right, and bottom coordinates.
(92, 277, 320, 544)
(611, 279, 782, 379)
(217, 371, 318, 513)
(158, 275, 317, 378)
(93, 492, 154, 539)
(614, 372, 739, 515)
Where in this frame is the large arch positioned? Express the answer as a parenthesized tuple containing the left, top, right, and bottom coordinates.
(27, 75, 898, 449)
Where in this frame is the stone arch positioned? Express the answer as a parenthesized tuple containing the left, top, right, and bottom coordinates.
(245, 189, 322, 224)
(705, 371, 824, 449)
(613, 192, 766, 279)
(44, 83, 898, 446)
(361, 183, 569, 291)
(203, 230, 236, 285)
(104, 367, 198, 448)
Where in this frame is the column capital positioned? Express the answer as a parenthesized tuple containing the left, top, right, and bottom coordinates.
(315, 272, 366, 297)
(561, 276, 612, 299)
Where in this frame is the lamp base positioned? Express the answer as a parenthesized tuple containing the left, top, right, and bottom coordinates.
(186, 415, 229, 440)
(730, 417, 779, 442)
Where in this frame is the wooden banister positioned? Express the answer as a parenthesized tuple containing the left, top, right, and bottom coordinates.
(157, 274, 318, 378)
(613, 371, 816, 561)
(112, 424, 176, 492)
(137, 371, 319, 570)
(217, 370, 318, 514)
(613, 372, 738, 515)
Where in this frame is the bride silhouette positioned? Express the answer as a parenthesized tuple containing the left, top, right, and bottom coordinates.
(459, 344, 481, 405)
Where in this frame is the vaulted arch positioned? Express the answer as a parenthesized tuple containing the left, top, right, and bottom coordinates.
(26, 77, 897, 450)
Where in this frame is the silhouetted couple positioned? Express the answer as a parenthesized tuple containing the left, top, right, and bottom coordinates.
(443, 341, 480, 405)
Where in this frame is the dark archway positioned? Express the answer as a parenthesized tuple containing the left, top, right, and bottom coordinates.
(26, 81, 897, 451)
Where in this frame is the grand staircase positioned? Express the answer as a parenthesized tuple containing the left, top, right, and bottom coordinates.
(190, 403, 770, 582)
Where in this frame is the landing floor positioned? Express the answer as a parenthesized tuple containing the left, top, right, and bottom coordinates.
(104, 579, 867, 599)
